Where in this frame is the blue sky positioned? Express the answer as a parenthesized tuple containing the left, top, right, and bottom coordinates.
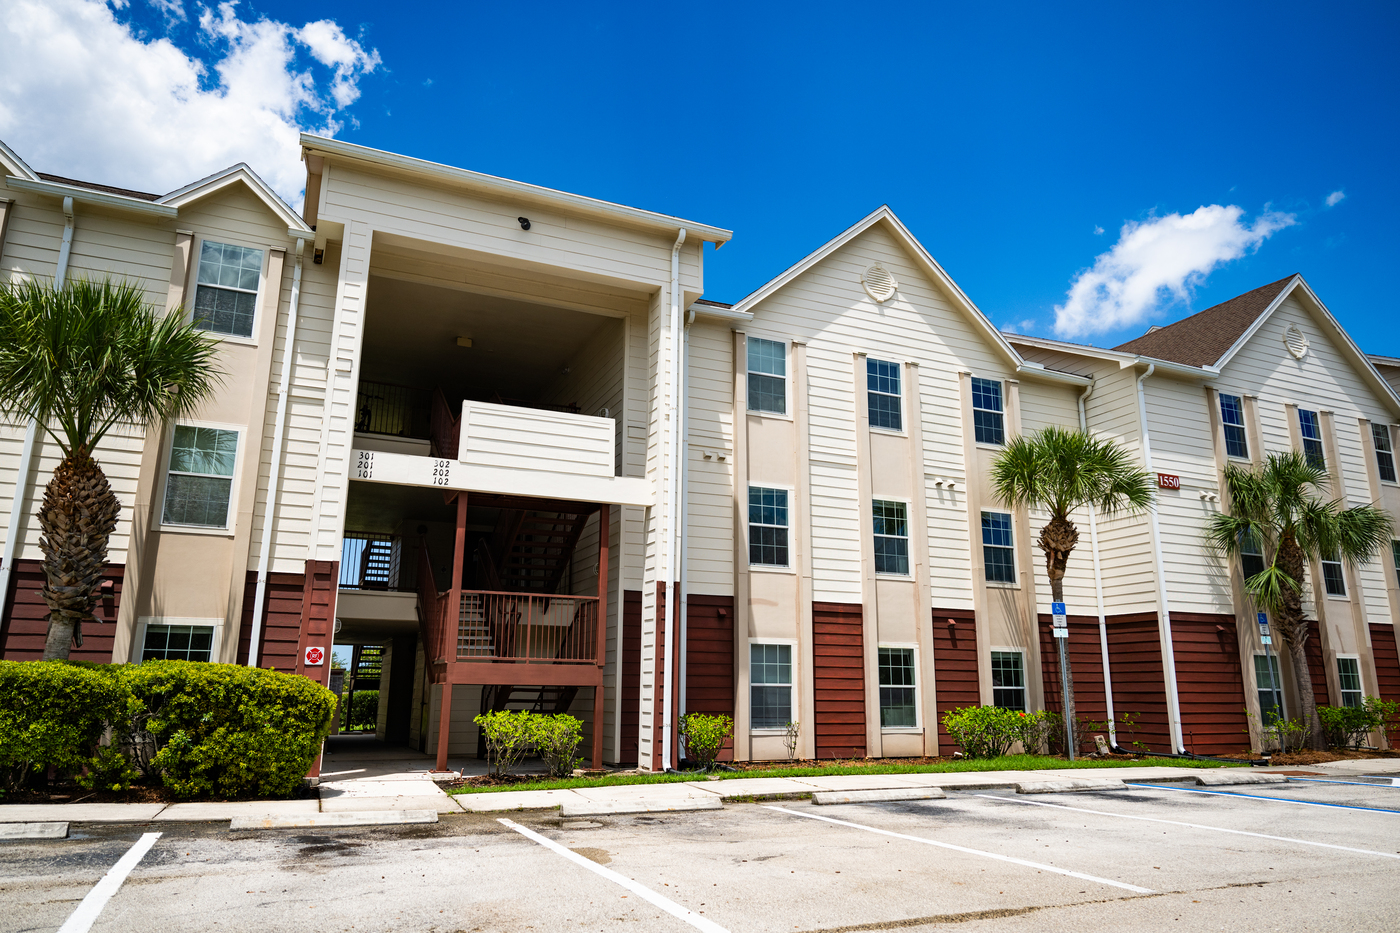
(5, 1, 1397, 353)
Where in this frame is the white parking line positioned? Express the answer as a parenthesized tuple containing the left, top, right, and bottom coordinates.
(498, 819, 729, 933)
(57, 832, 162, 933)
(976, 794, 1400, 860)
(1287, 777, 1400, 789)
(764, 806, 1154, 894)
(1125, 782, 1400, 813)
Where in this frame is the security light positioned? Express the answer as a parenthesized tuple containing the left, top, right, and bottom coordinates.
(518, 217, 531, 230)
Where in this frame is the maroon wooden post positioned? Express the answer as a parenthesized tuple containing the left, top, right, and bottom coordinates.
(437, 492, 469, 772)
(593, 504, 609, 769)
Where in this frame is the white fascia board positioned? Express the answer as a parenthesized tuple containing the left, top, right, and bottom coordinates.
(1123, 356, 1217, 380)
(1004, 332, 1139, 365)
(1369, 354, 1400, 368)
(731, 205, 1023, 370)
(158, 164, 311, 234)
(1208, 275, 1301, 371)
(3, 176, 176, 217)
(688, 302, 752, 323)
(300, 134, 732, 245)
(1286, 278, 1400, 416)
(1015, 362, 1092, 386)
(0, 139, 37, 180)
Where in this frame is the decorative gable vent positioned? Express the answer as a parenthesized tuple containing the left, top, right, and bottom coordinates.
(862, 264, 897, 303)
(1283, 324, 1310, 360)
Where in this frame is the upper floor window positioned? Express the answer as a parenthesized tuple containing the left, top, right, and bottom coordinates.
(1321, 550, 1346, 597)
(991, 650, 1026, 711)
(1240, 529, 1266, 580)
(1220, 393, 1249, 459)
(981, 511, 1015, 583)
(747, 337, 786, 415)
(971, 377, 1005, 445)
(867, 358, 902, 431)
(1298, 408, 1325, 469)
(1337, 657, 1363, 709)
(193, 240, 263, 339)
(878, 647, 917, 727)
(1372, 423, 1397, 483)
(872, 499, 909, 575)
(162, 425, 238, 528)
(748, 486, 789, 567)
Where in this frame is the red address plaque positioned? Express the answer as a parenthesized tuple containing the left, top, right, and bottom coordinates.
(1157, 473, 1181, 489)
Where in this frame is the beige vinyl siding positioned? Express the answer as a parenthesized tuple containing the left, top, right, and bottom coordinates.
(686, 320, 734, 596)
(61, 209, 173, 310)
(0, 191, 65, 280)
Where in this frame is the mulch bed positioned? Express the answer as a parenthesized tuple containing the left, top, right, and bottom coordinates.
(1266, 749, 1400, 766)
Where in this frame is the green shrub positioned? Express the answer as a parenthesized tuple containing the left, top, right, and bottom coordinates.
(77, 745, 141, 793)
(941, 706, 1051, 758)
(531, 714, 585, 777)
(680, 713, 734, 770)
(1319, 697, 1398, 749)
(474, 709, 534, 776)
(0, 661, 123, 795)
(343, 690, 380, 731)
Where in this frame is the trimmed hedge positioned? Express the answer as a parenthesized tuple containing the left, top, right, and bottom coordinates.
(0, 660, 336, 799)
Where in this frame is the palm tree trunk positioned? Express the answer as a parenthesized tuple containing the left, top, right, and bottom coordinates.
(1276, 534, 1326, 750)
(1040, 517, 1079, 754)
(38, 455, 120, 661)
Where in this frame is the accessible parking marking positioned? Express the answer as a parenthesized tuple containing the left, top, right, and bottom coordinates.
(976, 794, 1400, 860)
(763, 805, 1154, 894)
(497, 818, 729, 933)
(1285, 777, 1400, 789)
(1125, 782, 1400, 813)
(56, 831, 162, 933)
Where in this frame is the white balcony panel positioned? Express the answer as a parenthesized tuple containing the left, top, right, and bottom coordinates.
(462, 400, 614, 478)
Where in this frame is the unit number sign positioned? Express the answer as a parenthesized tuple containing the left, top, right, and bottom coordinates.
(355, 450, 375, 480)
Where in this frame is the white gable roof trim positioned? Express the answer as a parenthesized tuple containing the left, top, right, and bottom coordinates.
(3, 175, 177, 217)
(0, 138, 37, 181)
(158, 163, 312, 234)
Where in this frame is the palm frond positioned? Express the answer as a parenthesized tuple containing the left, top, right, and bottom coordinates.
(989, 425, 1153, 520)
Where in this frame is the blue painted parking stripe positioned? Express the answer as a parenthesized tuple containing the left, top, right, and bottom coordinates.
(1286, 777, 1400, 789)
(1125, 782, 1400, 813)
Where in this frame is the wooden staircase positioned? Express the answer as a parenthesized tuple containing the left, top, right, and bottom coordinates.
(457, 593, 496, 657)
(476, 683, 579, 758)
(480, 508, 591, 594)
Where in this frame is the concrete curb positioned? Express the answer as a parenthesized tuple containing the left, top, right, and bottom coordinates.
(230, 809, 439, 830)
(1194, 772, 1288, 786)
(812, 788, 946, 806)
(0, 821, 68, 839)
(559, 796, 723, 817)
(1016, 779, 1127, 794)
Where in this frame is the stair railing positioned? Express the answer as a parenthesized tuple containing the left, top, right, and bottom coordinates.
(416, 537, 450, 679)
(429, 387, 460, 460)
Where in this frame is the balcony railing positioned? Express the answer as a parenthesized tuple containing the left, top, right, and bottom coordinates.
(355, 381, 431, 438)
(340, 532, 414, 591)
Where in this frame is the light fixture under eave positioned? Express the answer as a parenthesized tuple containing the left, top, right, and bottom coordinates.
(456, 336, 473, 348)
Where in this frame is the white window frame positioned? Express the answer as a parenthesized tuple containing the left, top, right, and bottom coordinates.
(877, 642, 920, 732)
(981, 509, 1018, 586)
(1371, 423, 1397, 485)
(1336, 655, 1364, 709)
(157, 421, 244, 535)
(1253, 653, 1285, 724)
(1297, 407, 1325, 469)
(990, 647, 1027, 712)
(748, 638, 797, 733)
(1320, 550, 1347, 598)
(134, 616, 222, 663)
(1219, 392, 1249, 460)
(872, 497, 912, 578)
(747, 484, 794, 572)
(189, 235, 268, 345)
(970, 375, 1006, 447)
(866, 357, 905, 434)
(745, 335, 791, 419)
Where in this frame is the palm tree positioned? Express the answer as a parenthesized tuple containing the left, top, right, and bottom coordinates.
(1206, 452, 1391, 750)
(0, 278, 220, 660)
(991, 426, 1155, 746)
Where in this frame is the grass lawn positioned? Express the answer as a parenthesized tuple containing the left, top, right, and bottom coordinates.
(446, 753, 1241, 795)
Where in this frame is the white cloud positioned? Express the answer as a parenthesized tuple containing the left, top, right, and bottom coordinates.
(1053, 205, 1296, 339)
(1093, 225, 1105, 235)
(1325, 189, 1346, 208)
(0, 0, 380, 205)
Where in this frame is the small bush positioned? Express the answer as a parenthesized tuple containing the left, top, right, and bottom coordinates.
(475, 710, 534, 776)
(1319, 697, 1398, 749)
(1246, 708, 1307, 754)
(78, 745, 141, 793)
(531, 714, 585, 777)
(0, 661, 123, 795)
(343, 690, 380, 731)
(941, 706, 1047, 758)
(680, 713, 733, 770)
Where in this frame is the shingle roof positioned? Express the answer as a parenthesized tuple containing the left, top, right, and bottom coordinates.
(1111, 274, 1298, 367)
(37, 172, 161, 202)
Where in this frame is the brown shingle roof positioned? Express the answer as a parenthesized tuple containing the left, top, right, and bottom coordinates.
(37, 172, 161, 202)
(1112, 274, 1298, 367)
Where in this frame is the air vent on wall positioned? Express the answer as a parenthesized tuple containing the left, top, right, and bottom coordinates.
(862, 264, 897, 303)
(1283, 324, 1310, 360)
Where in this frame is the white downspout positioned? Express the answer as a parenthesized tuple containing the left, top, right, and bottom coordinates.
(1078, 379, 1116, 748)
(678, 306, 695, 746)
(1136, 364, 1186, 753)
(247, 237, 305, 666)
(0, 197, 73, 629)
(661, 228, 686, 769)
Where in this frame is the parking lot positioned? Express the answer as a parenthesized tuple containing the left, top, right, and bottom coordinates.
(4, 774, 1399, 933)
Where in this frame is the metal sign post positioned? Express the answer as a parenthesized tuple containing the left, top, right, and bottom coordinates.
(1051, 602, 1073, 761)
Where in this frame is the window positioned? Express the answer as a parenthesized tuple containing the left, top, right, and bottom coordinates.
(140, 623, 214, 662)
(748, 486, 789, 567)
(1298, 408, 1325, 469)
(750, 643, 793, 729)
(1220, 393, 1249, 459)
(1240, 529, 1266, 580)
(872, 499, 909, 575)
(991, 651, 1026, 711)
(981, 511, 1015, 583)
(867, 358, 902, 431)
(1393, 540, 1400, 585)
(1321, 550, 1346, 596)
(747, 337, 786, 415)
(162, 425, 238, 528)
(193, 240, 263, 339)
(1372, 423, 1397, 483)
(1337, 657, 1363, 709)
(971, 377, 1005, 445)
(878, 647, 917, 727)
(1254, 654, 1284, 724)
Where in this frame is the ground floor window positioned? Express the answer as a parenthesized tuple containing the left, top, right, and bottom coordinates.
(751, 642, 793, 729)
(878, 646, 917, 727)
(1254, 654, 1284, 724)
(991, 650, 1025, 711)
(140, 622, 215, 662)
(1337, 657, 1363, 708)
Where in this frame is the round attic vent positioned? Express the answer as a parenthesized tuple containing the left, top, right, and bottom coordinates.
(862, 264, 897, 303)
(1283, 324, 1310, 360)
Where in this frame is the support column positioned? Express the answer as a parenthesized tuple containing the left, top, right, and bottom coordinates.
(437, 492, 468, 772)
(594, 504, 610, 769)
(436, 683, 453, 772)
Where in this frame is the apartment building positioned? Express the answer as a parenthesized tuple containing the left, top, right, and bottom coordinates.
(1, 136, 1397, 769)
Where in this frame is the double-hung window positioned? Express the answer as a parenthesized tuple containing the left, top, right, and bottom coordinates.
(1337, 657, 1363, 709)
(1254, 654, 1284, 724)
(1298, 408, 1325, 469)
(162, 426, 239, 528)
(748, 487, 789, 567)
(1220, 393, 1249, 459)
(878, 647, 917, 727)
(750, 643, 793, 729)
(1321, 550, 1346, 596)
(991, 650, 1026, 711)
(1372, 424, 1397, 483)
(971, 377, 1005, 445)
(1393, 540, 1400, 587)
(193, 240, 263, 339)
(1240, 529, 1266, 580)
(867, 358, 902, 431)
(140, 622, 214, 662)
(872, 499, 909, 575)
(981, 511, 1015, 583)
(747, 337, 787, 415)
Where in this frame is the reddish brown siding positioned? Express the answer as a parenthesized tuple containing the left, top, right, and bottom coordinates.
(1170, 614, 1249, 756)
(1305, 620, 1331, 708)
(618, 589, 641, 767)
(683, 594, 734, 762)
(1, 559, 124, 662)
(237, 569, 312, 670)
(1037, 614, 1108, 726)
(293, 560, 338, 684)
(813, 602, 865, 759)
(1105, 613, 1172, 753)
(932, 608, 978, 753)
(1370, 623, 1400, 746)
